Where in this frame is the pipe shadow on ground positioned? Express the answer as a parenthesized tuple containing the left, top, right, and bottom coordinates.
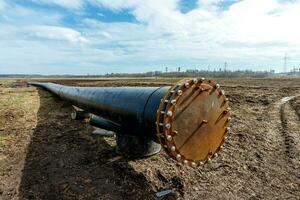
(18, 88, 161, 200)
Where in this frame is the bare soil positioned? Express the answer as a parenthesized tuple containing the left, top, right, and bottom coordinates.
(0, 77, 299, 200)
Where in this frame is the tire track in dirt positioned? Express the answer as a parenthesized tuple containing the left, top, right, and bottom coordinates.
(290, 97, 300, 120)
(260, 95, 300, 198)
(272, 95, 300, 165)
(279, 97, 300, 164)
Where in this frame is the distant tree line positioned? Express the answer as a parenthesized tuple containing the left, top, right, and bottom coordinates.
(1, 68, 299, 78)
(104, 69, 276, 78)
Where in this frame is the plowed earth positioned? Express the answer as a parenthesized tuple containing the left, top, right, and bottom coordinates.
(0, 77, 299, 200)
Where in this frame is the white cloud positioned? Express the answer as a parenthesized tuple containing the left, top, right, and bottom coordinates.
(92, 0, 300, 50)
(30, 25, 88, 43)
(0, 0, 6, 10)
(31, 0, 84, 9)
(1, 4, 63, 26)
(91, 0, 136, 10)
(219, 0, 300, 45)
(93, 0, 186, 32)
(1, 0, 300, 74)
(90, 0, 300, 45)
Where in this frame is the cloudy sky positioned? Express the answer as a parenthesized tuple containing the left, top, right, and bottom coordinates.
(0, 0, 299, 74)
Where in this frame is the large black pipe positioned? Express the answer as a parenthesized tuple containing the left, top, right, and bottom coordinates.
(29, 82, 169, 139)
(29, 79, 231, 165)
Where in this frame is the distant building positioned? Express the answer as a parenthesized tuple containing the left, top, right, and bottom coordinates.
(186, 69, 199, 73)
(153, 71, 162, 76)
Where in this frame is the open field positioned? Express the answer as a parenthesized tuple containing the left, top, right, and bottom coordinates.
(0, 77, 300, 199)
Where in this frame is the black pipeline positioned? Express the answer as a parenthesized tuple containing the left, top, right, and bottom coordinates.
(29, 81, 170, 157)
(29, 78, 231, 167)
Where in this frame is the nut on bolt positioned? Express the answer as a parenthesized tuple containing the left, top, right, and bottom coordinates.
(166, 110, 173, 117)
(171, 99, 176, 105)
(170, 146, 176, 152)
(165, 123, 171, 129)
(191, 162, 197, 167)
(166, 135, 172, 141)
(184, 82, 190, 88)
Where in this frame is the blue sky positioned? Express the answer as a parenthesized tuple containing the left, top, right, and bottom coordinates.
(0, 0, 299, 75)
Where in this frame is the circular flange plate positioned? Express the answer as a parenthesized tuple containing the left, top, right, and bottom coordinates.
(156, 78, 231, 167)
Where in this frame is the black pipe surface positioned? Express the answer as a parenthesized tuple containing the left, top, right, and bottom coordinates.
(29, 82, 169, 138)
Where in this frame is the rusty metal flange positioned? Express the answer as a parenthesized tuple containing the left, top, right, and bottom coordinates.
(156, 78, 230, 167)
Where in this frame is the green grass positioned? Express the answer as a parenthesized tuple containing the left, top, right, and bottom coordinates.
(14, 94, 27, 105)
(0, 135, 8, 147)
(0, 79, 15, 87)
(0, 92, 39, 112)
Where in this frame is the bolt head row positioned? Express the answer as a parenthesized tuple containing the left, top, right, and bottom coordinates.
(158, 78, 228, 168)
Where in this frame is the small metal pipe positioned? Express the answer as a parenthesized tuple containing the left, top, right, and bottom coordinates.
(89, 115, 121, 133)
(71, 110, 90, 120)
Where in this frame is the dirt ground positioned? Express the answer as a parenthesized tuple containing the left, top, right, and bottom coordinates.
(0, 77, 299, 200)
